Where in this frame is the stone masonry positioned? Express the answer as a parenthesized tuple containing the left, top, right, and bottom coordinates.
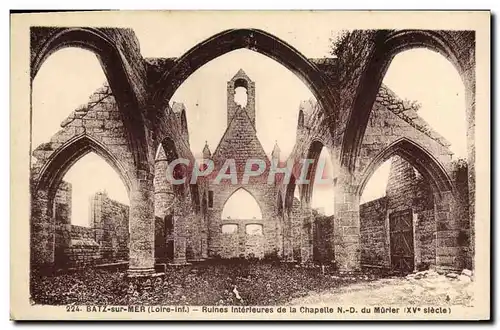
(53, 184, 129, 268)
(30, 27, 475, 275)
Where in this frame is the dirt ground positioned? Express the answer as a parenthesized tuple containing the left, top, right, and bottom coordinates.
(30, 261, 473, 307)
(290, 269, 474, 307)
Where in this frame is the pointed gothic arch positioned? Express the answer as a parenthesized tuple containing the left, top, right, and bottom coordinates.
(30, 27, 149, 167)
(341, 30, 474, 173)
(34, 134, 132, 207)
(152, 29, 336, 127)
(356, 138, 453, 198)
(221, 187, 263, 220)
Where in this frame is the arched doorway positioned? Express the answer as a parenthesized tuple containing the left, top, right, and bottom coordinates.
(357, 138, 465, 272)
(31, 135, 131, 270)
(219, 188, 264, 259)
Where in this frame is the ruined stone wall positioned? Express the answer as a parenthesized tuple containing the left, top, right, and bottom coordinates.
(386, 157, 437, 270)
(208, 184, 277, 259)
(217, 222, 265, 259)
(64, 225, 100, 267)
(355, 85, 454, 183)
(286, 98, 335, 181)
(359, 197, 388, 268)
(278, 99, 334, 264)
(414, 173, 436, 268)
(288, 197, 313, 262)
(332, 30, 379, 151)
(207, 70, 280, 259)
(53, 181, 100, 268)
(54, 181, 72, 265)
(90, 192, 129, 263)
(31, 83, 138, 190)
(312, 213, 334, 264)
(152, 97, 209, 264)
(52, 183, 130, 268)
(359, 156, 439, 270)
(451, 160, 472, 269)
(386, 155, 417, 212)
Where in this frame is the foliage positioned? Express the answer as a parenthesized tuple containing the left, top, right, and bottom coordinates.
(329, 30, 350, 57)
(31, 262, 382, 306)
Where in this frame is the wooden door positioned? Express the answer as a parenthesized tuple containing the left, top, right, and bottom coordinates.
(389, 209, 414, 273)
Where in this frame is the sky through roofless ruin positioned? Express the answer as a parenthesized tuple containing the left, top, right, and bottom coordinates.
(31, 16, 467, 225)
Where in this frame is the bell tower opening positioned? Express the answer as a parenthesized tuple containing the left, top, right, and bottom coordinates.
(227, 69, 256, 127)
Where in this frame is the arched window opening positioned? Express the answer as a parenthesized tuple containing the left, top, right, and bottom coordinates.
(60, 152, 129, 228)
(246, 224, 263, 236)
(221, 188, 262, 220)
(234, 86, 248, 108)
(221, 224, 238, 234)
(310, 146, 335, 216)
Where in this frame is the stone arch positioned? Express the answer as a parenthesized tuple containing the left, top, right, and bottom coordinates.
(153, 29, 336, 122)
(234, 77, 249, 89)
(221, 187, 263, 220)
(284, 174, 298, 212)
(341, 30, 474, 172)
(159, 137, 185, 197)
(34, 134, 132, 207)
(297, 109, 305, 129)
(356, 138, 453, 198)
(356, 137, 465, 271)
(301, 140, 326, 205)
(31, 27, 148, 167)
(31, 134, 132, 269)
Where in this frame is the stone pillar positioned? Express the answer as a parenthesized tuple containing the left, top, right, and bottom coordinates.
(435, 191, 464, 271)
(275, 216, 283, 259)
(465, 74, 475, 270)
(128, 174, 156, 276)
(172, 236, 188, 265)
(333, 176, 361, 271)
(201, 233, 208, 259)
(300, 213, 314, 264)
(412, 211, 421, 271)
(283, 213, 295, 262)
(153, 150, 173, 219)
(187, 214, 205, 262)
(170, 198, 190, 265)
(31, 189, 55, 271)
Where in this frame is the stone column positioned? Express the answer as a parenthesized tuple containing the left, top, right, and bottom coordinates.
(172, 236, 188, 264)
(128, 174, 156, 276)
(187, 214, 204, 262)
(283, 213, 295, 262)
(300, 212, 314, 264)
(201, 233, 208, 259)
(435, 191, 464, 271)
(170, 198, 190, 265)
(333, 176, 361, 271)
(275, 216, 283, 259)
(466, 76, 475, 271)
(31, 189, 55, 271)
